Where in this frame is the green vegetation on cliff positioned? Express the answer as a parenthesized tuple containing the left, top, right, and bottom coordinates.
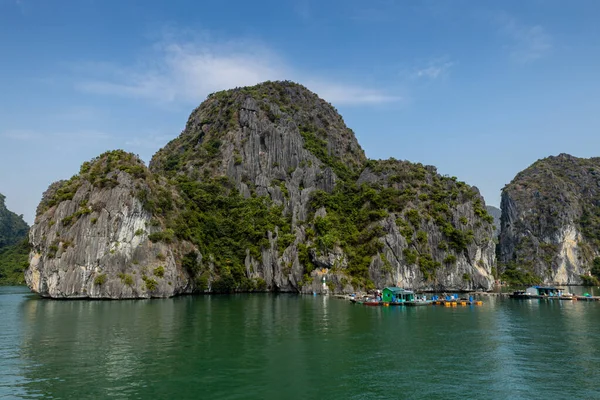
(37, 150, 153, 216)
(580, 258, 600, 286)
(500, 262, 542, 286)
(0, 194, 29, 285)
(166, 176, 291, 292)
(0, 194, 29, 249)
(150, 81, 366, 180)
(0, 240, 30, 285)
(305, 159, 494, 287)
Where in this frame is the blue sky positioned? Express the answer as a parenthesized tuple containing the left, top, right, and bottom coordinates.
(1, 0, 600, 224)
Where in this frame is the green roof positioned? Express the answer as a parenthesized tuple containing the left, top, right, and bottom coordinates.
(383, 287, 412, 294)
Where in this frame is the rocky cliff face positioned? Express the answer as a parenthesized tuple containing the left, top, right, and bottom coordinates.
(355, 160, 496, 291)
(27, 152, 191, 298)
(27, 81, 497, 298)
(150, 81, 366, 224)
(499, 154, 600, 284)
(486, 206, 501, 237)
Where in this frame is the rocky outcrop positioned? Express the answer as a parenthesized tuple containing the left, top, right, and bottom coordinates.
(27, 81, 497, 298)
(26, 151, 192, 298)
(356, 160, 495, 291)
(499, 154, 600, 284)
(150, 81, 366, 225)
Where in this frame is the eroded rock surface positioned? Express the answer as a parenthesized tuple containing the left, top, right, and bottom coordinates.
(27, 152, 190, 298)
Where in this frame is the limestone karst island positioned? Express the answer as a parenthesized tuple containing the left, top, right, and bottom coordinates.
(3, 2, 600, 398)
(26, 82, 499, 298)
(0, 81, 596, 300)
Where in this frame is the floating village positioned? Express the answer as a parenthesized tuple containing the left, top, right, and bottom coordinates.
(336, 285, 600, 307)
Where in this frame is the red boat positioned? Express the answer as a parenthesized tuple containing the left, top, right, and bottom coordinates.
(363, 301, 381, 306)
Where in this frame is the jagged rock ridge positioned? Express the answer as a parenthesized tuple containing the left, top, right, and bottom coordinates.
(499, 153, 600, 284)
(27, 81, 497, 298)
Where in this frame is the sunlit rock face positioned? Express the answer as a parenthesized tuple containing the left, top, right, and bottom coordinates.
(499, 154, 600, 284)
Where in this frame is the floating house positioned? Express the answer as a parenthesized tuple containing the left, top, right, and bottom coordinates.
(510, 286, 573, 300)
(382, 287, 415, 303)
(525, 286, 563, 297)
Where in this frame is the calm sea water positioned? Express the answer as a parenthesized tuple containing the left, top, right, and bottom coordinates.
(2, 286, 600, 399)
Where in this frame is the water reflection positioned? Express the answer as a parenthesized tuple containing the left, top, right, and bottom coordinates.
(2, 291, 600, 399)
(18, 297, 183, 398)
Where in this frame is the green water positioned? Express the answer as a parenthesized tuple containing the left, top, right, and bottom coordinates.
(2, 287, 600, 399)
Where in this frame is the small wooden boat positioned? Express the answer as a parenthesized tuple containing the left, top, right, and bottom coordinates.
(363, 301, 381, 306)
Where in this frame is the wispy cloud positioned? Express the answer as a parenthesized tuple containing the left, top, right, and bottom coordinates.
(74, 34, 399, 107)
(2, 129, 111, 142)
(308, 81, 401, 105)
(498, 14, 552, 63)
(413, 59, 456, 80)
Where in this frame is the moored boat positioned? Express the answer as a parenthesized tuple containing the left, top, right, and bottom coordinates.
(509, 290, 531, 299)
(381, 287, 420, 305)
(509, 286, 574, 300)
(363, 300, 381, 306)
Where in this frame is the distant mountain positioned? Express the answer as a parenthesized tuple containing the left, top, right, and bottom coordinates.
(0, 193, 28, 249)
(486, 206, 501, 237)
(0, 194, 29, 285)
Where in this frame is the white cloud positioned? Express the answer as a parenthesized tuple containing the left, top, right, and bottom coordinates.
(75, 35, 399, 107)
(499, 14, 552, 63)
(308, 81, 401, 105)
(413, 60, 455, 80)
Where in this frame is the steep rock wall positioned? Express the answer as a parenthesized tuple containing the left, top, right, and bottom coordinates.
(499, 154, 600, 284)
(26, 152, 191, 298)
